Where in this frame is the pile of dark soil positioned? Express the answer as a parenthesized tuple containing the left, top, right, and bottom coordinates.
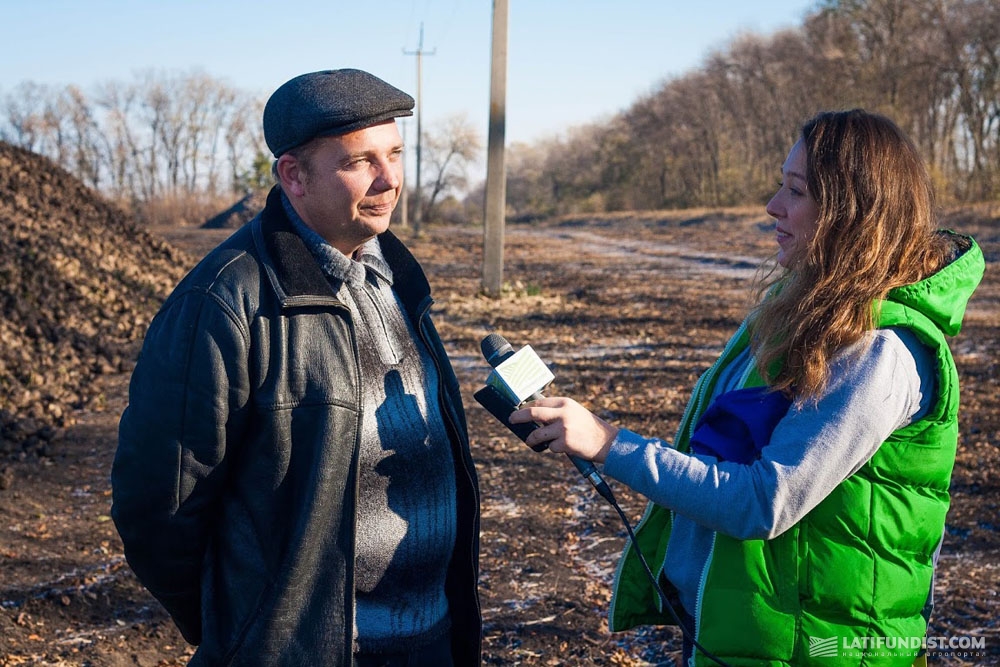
(0, 142, 190, 465)
(201, 190, 267, 229)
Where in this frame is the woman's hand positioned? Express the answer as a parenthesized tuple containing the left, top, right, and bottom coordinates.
(509, 397, 619, 463)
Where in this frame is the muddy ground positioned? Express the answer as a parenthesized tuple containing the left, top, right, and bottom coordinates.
(1, 209, 997, 666)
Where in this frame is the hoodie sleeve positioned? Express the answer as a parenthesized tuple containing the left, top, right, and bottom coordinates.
(603, 328, 933, 540)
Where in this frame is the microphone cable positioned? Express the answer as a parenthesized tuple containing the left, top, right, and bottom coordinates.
(582, 473, 733, 667)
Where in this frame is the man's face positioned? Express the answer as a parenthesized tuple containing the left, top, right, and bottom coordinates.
(281, 121, 404, 256)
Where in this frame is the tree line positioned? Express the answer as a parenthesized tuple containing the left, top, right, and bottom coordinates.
(1, 71, 266, 220)
(3, 0, 998, 224)
(0, 69, 481, 226)
(498, 0, 1000, 218)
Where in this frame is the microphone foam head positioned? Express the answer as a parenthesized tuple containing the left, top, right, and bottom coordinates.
(481, 333, 514, 367)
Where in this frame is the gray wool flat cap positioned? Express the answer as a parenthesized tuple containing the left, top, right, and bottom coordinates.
(263, 68, 415, 157)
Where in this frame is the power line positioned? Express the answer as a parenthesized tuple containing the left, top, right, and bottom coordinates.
(403, 22, 435, 235)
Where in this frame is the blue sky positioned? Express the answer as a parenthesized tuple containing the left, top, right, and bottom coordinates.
(2, 0, 816, 146)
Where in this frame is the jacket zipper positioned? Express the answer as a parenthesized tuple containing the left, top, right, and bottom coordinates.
(342, 307, 362, 665)
(281, 294, 345, 309)
(692, 532, 717, 667)
(611, 320, 751, 629)
(676, 320, 747, 665)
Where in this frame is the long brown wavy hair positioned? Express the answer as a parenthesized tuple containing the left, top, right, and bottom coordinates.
(750, 109, 955, 400)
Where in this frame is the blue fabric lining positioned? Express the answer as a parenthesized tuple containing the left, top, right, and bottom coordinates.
(689, 386, 792, 464)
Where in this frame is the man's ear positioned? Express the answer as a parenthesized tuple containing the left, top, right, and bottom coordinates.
(276, 154, 307, 197)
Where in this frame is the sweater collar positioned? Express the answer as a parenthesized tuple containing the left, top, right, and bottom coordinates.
(257, 186, 425, 311)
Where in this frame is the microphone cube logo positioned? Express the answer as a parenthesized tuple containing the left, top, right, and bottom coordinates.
(486, 345, 555, 404)
(809, 636, 838, 658)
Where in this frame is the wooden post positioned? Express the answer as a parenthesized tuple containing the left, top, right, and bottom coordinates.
(482, 0, 508, 297)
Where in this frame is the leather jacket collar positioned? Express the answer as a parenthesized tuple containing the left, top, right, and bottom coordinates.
(253, 186, 432, 319)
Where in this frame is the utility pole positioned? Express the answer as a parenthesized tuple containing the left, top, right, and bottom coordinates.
(482, 0, 508, 297)
(404, 23, 435, 236)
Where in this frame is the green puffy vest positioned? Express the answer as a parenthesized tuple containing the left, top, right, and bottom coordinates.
(609, 237, 985, 666)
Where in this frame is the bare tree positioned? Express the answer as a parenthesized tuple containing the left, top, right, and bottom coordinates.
(504, 140, 557, 218)
(177, 71, 240, 196)
(420, 113, 483, 221)
(946, 0, 1000, 198)
(63, 85, 105, 190)
(3, 81, 49, 151)
(94, 80, 151, 201)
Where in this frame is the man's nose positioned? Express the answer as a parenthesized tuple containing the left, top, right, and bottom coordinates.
(373, 160, 401, 190)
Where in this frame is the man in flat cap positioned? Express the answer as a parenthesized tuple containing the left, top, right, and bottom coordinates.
(112, 69, 482, 666)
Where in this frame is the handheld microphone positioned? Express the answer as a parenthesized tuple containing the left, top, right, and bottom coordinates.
(475, 333, 614, 502)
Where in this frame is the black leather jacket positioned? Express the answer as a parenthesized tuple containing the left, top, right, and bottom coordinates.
(112, 187, 481, 665)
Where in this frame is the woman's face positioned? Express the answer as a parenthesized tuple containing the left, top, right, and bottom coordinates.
(766, 139, 820, 269)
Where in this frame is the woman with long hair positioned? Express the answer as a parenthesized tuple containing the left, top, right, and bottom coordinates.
(511, 109, 984, 665)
